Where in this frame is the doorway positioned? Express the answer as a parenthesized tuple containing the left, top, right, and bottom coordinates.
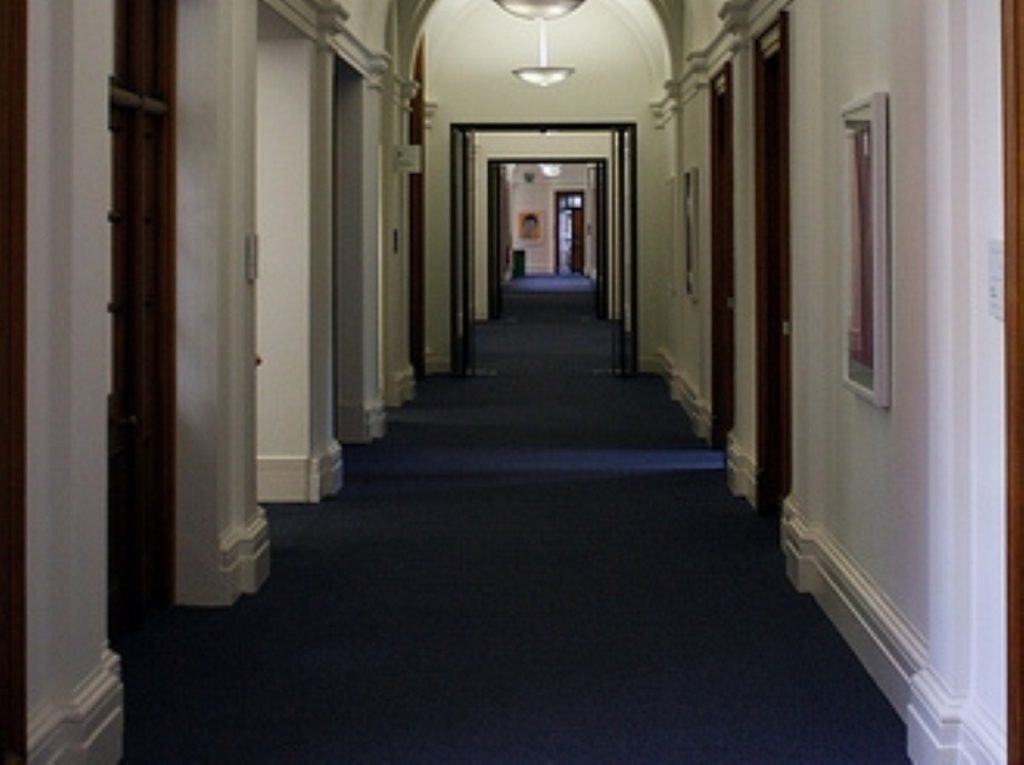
(710, 62, 735, 450)
(555, 191, 586, 275)
(409, 42, 427, 378)
(0, 0, 27, 760)
(753, 15, 791, 516)
(453, 125, 636, 378)
(1004, 0, 1024, 759)
(107, 0, 177, 638)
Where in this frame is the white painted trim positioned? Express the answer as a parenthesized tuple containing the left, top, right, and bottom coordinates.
(782, 498, 927, 714)
(339, 399, 387, 443)
(219, 508, 271, 596)
(781, 498, 1006, 765)
(425, 349, 449, 375)
(258, 457, 313, 503)
(639, 352, 670, 377)
(726, 433, 757, 504)
(389, 364, 417, 406)
(28, 649, 123, 765)
(677, 374, 712, 442)
(311, 439, 344, 498)
(908, 670, 1006, 765)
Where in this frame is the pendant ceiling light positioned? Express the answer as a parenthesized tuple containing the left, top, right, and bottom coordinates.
(512, 19, 575, 88)
(493, 0, 586, 21)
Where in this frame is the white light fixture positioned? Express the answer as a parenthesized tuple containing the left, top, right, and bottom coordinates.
(513, 19, 575, 88)
(539, 163, 562, 178)
(493, 0, 586, 21)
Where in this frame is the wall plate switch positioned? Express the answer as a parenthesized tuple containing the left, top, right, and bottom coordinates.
(989, 238, 1004, 322)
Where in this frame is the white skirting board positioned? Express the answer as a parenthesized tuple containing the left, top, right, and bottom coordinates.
(782, 498, 1005, 764)
(389, 365, 416, 407)
(338, 400, 387, 444)
(257, 442, 343, 503)
(28, 649, 123, 765)
(726, 435, 757, 505)
(220, 507, 271, 597)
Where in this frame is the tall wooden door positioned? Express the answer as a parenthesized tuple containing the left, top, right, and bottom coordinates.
(108, 0, 177, 638)
(0, 0, 27, 760)
(710, 63, 735, 450)
(409, 42, 426, 378)
(754, 16, 791, 517)
(1004, 0, 1024, 759)
(555, 191, 585, 274)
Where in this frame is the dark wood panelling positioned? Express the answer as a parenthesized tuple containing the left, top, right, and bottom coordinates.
(0, 0, 27, 760)
(1005, 1, 1024, 760)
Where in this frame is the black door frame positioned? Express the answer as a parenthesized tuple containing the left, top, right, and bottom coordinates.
(753, 15, 792, 516)
(0, 0, 27, 759)
(453, 124, 637, 378)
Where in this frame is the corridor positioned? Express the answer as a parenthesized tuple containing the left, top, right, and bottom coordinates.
(117, 277, 907, 763)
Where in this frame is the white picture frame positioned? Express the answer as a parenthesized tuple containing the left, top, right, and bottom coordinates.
(841, 92, 891, 408)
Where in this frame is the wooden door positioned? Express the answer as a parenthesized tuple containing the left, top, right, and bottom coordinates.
(108, 0, 177, 638)
(710, 63, 736, 450)
(754, 16, 791, 517)
(409, 42, 426, 378)
(1004, 1, 1024, 759)
(0, 0, 27, 760)
(487, 162, 503, 319)
(570, 207, 585, 273)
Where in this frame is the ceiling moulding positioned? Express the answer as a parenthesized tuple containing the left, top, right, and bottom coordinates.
(720, 0, 794, 51)
(316, 0, 350, 44)
(260, 0, 348, 41)
(396, 77, 420, 112)
(650, 79, 683, 129)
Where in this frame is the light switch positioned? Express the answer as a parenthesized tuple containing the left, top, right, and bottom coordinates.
(989, 238, 1004, 322)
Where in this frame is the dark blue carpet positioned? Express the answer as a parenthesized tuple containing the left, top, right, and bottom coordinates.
(116, 279, 908, 763)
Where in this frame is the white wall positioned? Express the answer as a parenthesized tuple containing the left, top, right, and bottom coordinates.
(679, 1, 1007, 761)
(421, 0, 674, 371)
(25, 1, 123, 761)
(257, 38, 314, 462)
(177, 0, 269, 605)
(255, 26, 342, 503)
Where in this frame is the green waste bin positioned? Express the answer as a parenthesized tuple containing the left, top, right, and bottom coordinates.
(513, 249, 526, 278)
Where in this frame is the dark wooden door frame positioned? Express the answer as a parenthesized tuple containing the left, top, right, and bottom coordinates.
(0, 0, 27, 760)
(108, 0, 177, 637)
(710, 61, 735, 450)
(554, 190, 586, 274)
(1004, 1, 1023, 759)
(753, 14, 792, 516)
(409, 42, 426, 378)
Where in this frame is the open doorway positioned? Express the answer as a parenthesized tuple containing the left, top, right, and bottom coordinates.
(0, 0, 27, 759)
(452, 125, 636, 378)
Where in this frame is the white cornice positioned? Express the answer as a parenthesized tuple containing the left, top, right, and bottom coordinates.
(650, 79, 683, 129)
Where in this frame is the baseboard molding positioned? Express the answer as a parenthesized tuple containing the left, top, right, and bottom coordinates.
(673, 373, 712, 443)
(220, 507, 270, 597)
(338, 399, 387, 444)
(28, 648, 123, 765)
(425, 350, 449, 375)
(639, 352, 669, 376)
(726, 434, 757, 505)
(388, 364, 416, 407)
(782, 498, 1006, 765)
(257, 443, 343, 503)
(908, 670, 1006, 765)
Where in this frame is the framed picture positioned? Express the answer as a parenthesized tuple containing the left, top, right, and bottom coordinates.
(841, 92, 890, 407)
(683, 168, 699, 299)
(518, 210, 543, 243)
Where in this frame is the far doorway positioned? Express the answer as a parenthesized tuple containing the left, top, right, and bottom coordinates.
(555, 191, 586, 275)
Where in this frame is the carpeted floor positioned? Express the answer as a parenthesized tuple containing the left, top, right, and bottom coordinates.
(116, 276, 909, 763)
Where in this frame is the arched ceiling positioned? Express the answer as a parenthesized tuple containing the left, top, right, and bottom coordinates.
(393, 0, 680, 81)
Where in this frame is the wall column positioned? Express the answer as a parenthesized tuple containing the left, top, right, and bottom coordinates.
(177, 0, 269, 605)
(335, 60, 388, 443)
